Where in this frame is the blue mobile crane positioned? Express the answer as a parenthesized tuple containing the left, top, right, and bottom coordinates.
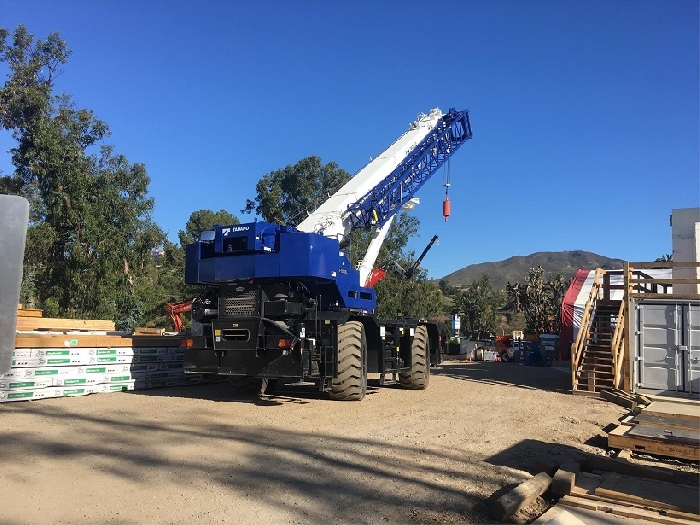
(181, 108, 472, 400)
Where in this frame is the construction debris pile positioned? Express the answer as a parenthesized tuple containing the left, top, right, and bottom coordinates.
(0, 309, 204, 403)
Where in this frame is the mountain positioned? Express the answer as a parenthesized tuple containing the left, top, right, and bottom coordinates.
(439, 250, 626, 291)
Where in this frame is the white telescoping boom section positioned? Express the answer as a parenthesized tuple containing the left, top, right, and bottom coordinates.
(298, 108, 443, 240)
(297, 107, 472, 286)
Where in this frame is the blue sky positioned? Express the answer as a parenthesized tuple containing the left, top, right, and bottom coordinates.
(1, 0, 698, 279)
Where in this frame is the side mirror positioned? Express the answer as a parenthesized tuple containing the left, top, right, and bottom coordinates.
(200, 230, 215, 242)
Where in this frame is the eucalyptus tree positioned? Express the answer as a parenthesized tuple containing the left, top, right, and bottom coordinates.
(0, 25, 163, 328)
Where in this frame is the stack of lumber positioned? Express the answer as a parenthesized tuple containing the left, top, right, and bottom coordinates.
(539, 456, 699, 525)
(607, 400, 700, 461)
(1, 311, 203, 403)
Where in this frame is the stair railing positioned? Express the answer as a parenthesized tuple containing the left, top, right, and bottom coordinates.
(610, 298, 626, 389)
(571, 268, 605, 389)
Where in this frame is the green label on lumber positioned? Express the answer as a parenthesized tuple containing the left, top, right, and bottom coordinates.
(63, 378, 87, 385)
(46, 358, 71, 365)
(45, 350, 70, 356)
(96, 349, 117, 355)
(9, 381, 35, 389)
(8, 391, 34, 399)
(109, 376, 131, 382)
(34, 369, 59, 376)
(85, 367, 106, 373)
(63, 388, 85, 395)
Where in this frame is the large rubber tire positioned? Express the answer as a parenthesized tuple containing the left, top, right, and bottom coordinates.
(399, 325, 430, 390)
(330, 321, 367, 401)
(230, 377, 277, 396)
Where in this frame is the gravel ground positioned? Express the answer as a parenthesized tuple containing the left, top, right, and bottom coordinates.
(0, 361, 642, 524)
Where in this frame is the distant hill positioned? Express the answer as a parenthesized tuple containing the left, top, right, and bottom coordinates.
(440, 251, 626, 291)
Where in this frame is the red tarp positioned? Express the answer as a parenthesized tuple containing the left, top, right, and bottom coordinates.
(558, 269, 591, 360)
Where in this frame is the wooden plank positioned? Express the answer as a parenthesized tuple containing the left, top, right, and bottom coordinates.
(569, 490, 699, 522)
(607, 424, 700, 461)
(619, 415, 635, 426)
(16, 309, 43, 318)
(551, 461, 580, 497)
(580, 452, 679, 484)
(630, 278, 700, 285)
(134, 327, 166, 336)
(595, 472, 699, 514)
(628, 261, 700, 269)
(560, 495, 697, 525)
(15, 317, 116, 331)
(600, 389, 637, 409)
(14, 333, 184, 348)
(630, 293, 700, 300)
(571, 471, 602, 495)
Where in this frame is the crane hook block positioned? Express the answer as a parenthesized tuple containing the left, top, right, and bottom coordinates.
(443, 194, 451, 222)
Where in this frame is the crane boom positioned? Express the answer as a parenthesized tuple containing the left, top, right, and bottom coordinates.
(297, 108, 447, 238)
(298, 107, 471, 286)
(346, 108, 472, 231)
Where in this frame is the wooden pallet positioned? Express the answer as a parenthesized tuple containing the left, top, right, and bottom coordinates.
(607, 400, 700, 461)
(544, 461, 699, 525)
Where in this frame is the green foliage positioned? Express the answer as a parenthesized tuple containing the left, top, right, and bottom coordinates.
(342, 212, 419, 269)
(438, 279, 458, 296)
(374, 270, 447, 320)
(144, 209, 242, 328)
(178, 209, 238, 247)
(655, 254, 672, 262)
(455, 275, 503, 334)
(506, 267, 568, 335)
(1, 25, 165, 325)
(242, 155, 351, 226)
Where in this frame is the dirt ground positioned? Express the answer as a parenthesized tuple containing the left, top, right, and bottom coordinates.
(0, 360, 675, 524)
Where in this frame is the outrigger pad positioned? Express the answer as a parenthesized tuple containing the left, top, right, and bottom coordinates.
(0, 195, 29, 374)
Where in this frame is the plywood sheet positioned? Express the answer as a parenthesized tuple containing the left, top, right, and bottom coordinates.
(595, 473, 699, 514)
(643, 401, 700, 422)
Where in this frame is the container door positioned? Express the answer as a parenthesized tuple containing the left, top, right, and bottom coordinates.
(686, 304, 700, 395)
(636, 303, 681, 392)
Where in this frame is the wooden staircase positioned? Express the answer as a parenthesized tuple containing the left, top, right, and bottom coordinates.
(571, 268, 627, 394)
(573, 300, 620, 393)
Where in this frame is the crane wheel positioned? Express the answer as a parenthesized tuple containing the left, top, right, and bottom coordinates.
(399, 325, 430, 390)
(330, 320, 367, 401)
